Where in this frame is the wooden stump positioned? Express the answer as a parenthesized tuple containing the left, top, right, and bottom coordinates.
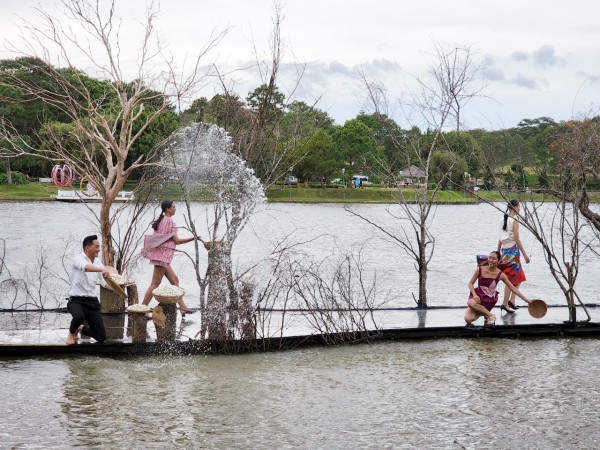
(154, 303, 177, 341)
(100, 286, 125, 313)
(130, 313, 148, 343)
(127, 283, 139, 306)
(102, 313, 125, 340)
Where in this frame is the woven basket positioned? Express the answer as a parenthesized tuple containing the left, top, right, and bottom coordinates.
(528, 299, 548, 319)
(126, 304, 152, 314)
(152, 287, 185, 304)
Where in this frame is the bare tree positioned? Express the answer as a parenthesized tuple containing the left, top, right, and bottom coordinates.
(355, 44, 484, 307)
(250, 237, 395, 347)
(551, 118, 600, 234)
(0, 239, 66, 310)
(205, 2, 325, 189)
(0, 0, 225, 266)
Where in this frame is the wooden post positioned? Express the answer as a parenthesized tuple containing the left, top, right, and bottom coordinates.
(102, 313, 125, 340)
(130, 313, 148, 343)
(127, 283, 139, 306)
(100, 286, 125, 313)
(154, 303, 177, 341)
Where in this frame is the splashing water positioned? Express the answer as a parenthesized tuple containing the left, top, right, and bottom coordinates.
(163, 123, 267, 338)
(165, 122, 266, 242)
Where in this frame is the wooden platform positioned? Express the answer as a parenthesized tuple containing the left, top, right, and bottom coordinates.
(1, 318, 599, 357)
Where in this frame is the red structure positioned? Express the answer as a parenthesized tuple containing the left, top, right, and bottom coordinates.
(51, 165, 74, 187)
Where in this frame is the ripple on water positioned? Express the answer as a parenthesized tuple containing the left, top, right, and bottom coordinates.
(1, 339, 600, 448)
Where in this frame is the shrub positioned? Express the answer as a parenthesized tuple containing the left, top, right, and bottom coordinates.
(0, 172, 30, 185)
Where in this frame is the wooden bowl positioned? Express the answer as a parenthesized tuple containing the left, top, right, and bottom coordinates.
(528, 299, 548, 319)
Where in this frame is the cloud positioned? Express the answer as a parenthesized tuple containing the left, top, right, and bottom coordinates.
(368, 58, 400, 72)
(326, 61, 352, 75)
(512, 74, 540, 89)
(484, 67, 505, 82)
(511, 51, 528, 61)
(510, 46, 565, 68)
(532, 45, 563, 68)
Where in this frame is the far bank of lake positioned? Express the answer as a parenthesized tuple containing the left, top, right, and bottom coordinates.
(3, 181, 598, 203)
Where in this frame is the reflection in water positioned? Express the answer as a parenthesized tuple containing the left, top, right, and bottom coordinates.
(499, 310, 517, 325)
(2, 339, 599, 448)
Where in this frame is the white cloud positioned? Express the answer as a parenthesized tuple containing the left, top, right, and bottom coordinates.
(511, 51, 528, 61)
(0, 0, 599, 128)
(512, 74, 541, 90)
(532, 45, 564, 68)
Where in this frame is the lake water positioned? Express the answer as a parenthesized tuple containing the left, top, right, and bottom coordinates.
(1, 201, 599, 448)
(1, 201, 599, 309)
(2, 338, 600, 448)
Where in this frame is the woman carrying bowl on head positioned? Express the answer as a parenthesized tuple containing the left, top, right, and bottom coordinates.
(498, 199, 530, 313)
(141, 200, 198, 315)
(465, 251, 532, 326)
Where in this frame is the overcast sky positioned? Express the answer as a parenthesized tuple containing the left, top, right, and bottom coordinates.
(1, 0, 599, 130)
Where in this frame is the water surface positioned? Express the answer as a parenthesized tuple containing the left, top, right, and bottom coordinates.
(2, 338, 599, 448)
(2, 201, 599, 309)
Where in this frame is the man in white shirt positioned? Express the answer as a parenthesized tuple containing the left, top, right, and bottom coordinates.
(66, 235, 112, 345)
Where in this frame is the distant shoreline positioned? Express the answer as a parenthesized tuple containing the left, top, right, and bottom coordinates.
(1, 182, 599, 204)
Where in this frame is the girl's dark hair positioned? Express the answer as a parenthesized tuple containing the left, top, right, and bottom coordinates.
(151, 200, 174, 230)
(502, 199, 520, 231)
(491, 250, 501, 260)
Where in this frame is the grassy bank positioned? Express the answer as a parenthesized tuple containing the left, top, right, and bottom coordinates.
(267, 186, 482, 203)
(0, 182, 58, 200)
(2, 182, 599, 204)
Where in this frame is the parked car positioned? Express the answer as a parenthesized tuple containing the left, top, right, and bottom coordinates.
(287, 176, 298, 183)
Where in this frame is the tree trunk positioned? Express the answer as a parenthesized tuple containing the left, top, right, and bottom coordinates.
(566, 263, 576, 324)
(418, 223, 428, 308)
(99, 200, 116, 267)
(205, 243, 229, 340)
(5, 158, 12, 185)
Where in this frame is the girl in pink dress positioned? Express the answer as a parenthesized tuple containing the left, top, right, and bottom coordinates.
(141, 200, 198, 314)
(464, 251, 532, 326)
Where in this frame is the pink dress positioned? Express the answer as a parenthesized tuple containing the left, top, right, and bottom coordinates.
(142, 216, 177, 267)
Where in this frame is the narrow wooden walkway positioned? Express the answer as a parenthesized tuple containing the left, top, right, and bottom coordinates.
(1, 305, 598, 357)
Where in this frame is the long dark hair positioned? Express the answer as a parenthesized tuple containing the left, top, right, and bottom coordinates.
(151, 200, 173, 230)
(502, 199, 520, 231)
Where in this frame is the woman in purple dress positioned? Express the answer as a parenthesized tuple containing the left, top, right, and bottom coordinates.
(464, 251, 532, 326)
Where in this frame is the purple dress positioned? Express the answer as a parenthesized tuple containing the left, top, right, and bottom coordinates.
(468, 267, 502, 312)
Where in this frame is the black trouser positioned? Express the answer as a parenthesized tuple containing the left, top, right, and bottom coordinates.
(67, 296, 106, 343)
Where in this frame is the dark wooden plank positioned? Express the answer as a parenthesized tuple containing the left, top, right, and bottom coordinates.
(2, 322, 600, 358)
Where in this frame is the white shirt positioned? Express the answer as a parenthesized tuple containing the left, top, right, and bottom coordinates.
(69, 252, 107, 297)
(499, 216, 516, 248)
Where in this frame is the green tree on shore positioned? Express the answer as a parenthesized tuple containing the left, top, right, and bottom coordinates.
(0, 0, 224, 267)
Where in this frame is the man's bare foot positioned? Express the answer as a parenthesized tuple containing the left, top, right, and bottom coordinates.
(66, 332, 77, 345)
